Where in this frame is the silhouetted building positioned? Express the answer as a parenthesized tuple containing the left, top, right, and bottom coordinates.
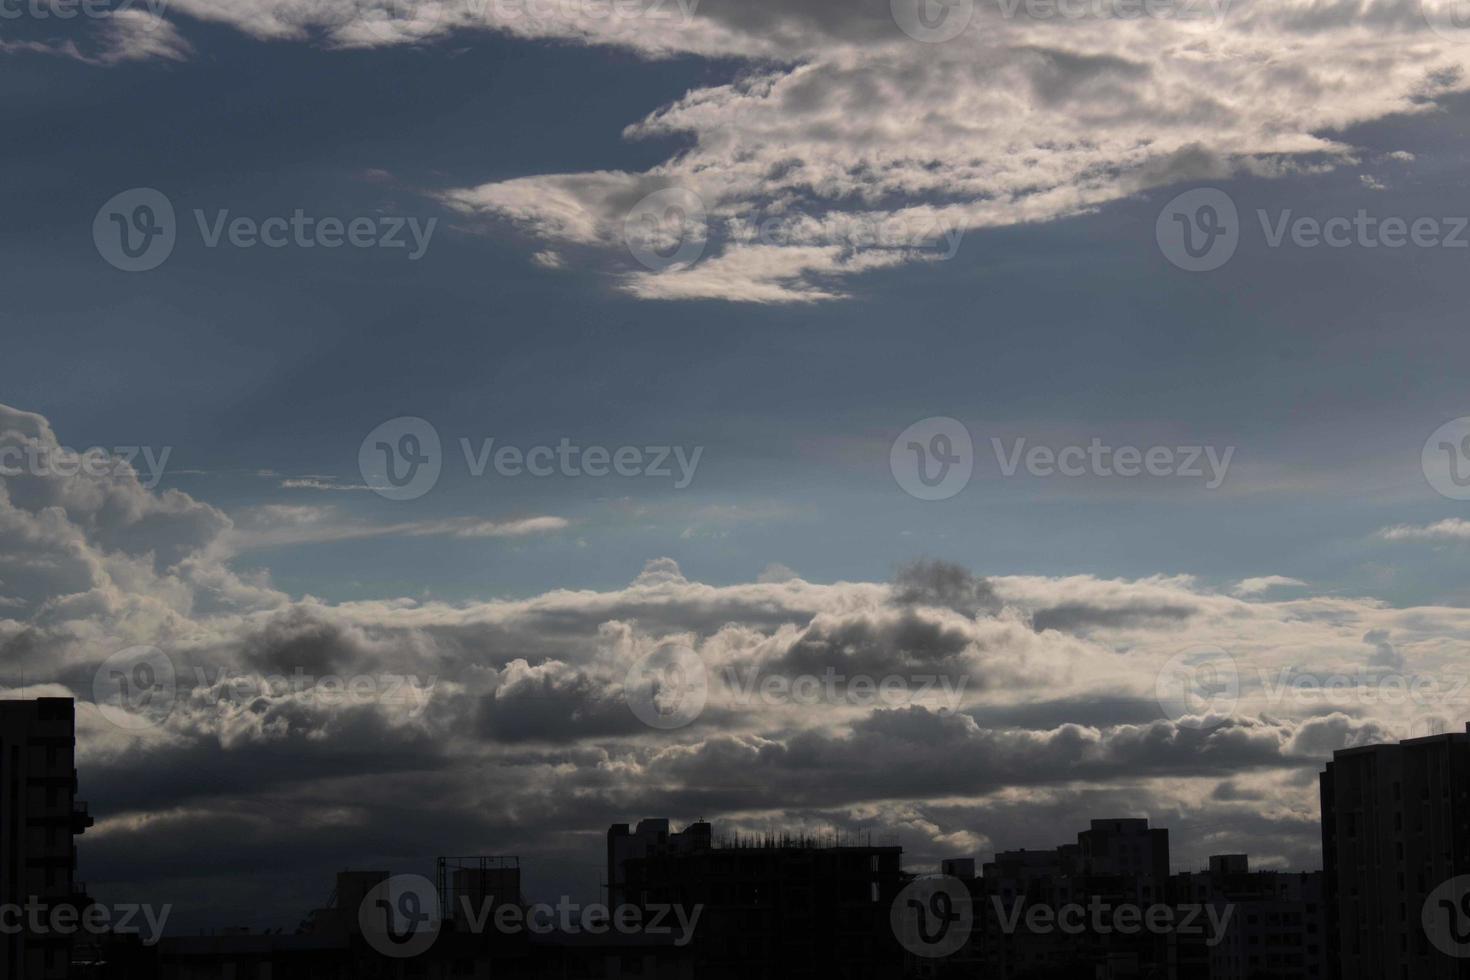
(437, 856, 521, 932)
(0, 698, 93, 979)
(976, 819, 1173, 979)
(610, 820, 904, 979)
(1321, 724, 1470, 979)
(607, 819, 710, 908)
(156, 865, 694, 979)
(1171, 854, 1325, 979)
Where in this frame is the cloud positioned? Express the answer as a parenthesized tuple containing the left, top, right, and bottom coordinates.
(225, 504, 569, 549)
(1233, 575, 1308, 596)
(6, 403, 1470, 923)
(1, 9, 192, 65)
(1380, 518, 1470, 542)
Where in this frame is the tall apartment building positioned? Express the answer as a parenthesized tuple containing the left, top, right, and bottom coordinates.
(609, 820, 904, 980)
(978, 818, 1173, 978)
(0, 698, 94, 979)
(1320, 724, 1470, 979)
(1171, 854, 1326, 979)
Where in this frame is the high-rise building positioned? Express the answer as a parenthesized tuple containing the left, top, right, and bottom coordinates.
(1171, 854, 1326, 979)
(0, 698, 93, 979)
(1320, 724, 1470, 979)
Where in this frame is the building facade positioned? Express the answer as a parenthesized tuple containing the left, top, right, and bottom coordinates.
(1321, 725, 1470, 979)
(0, 698, 94, 979)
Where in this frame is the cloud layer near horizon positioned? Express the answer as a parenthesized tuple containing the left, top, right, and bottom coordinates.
(3, 403, 1468, 923)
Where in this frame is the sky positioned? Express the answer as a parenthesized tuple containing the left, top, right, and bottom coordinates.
(3, 0, 1470, 934)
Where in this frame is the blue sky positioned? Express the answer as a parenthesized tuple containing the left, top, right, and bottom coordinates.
(4, 0, 1470, 932)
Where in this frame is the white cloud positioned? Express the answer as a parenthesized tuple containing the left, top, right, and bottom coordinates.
(1233, 575, 1308, 596)
(1379, 518, 1470, 541)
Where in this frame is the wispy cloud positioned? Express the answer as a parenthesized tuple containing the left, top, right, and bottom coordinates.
(1233, 575, 1309, 596)
(1379, 518, 1470, 542)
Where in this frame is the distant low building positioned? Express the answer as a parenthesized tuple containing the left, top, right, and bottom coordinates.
(610, 819, 905, 980)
